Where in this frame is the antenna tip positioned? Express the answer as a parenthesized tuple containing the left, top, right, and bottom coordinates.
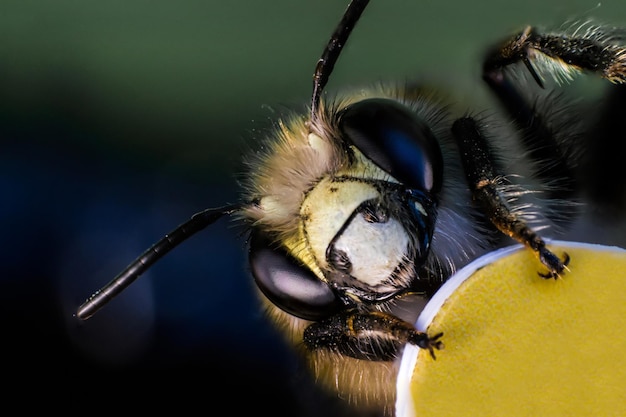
(75, 298, 98, 321)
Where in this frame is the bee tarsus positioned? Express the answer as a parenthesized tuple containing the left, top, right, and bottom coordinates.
(538, 251, 571, 279)
(302, 310, 443, 362)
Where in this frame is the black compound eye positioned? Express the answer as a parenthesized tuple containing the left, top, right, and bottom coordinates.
(249, 231, 345, 321)
(339, 98, 444, 193)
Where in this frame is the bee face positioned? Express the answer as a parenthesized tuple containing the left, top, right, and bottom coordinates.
(246, 96, 449, 305)
(76, 0, 626, 414)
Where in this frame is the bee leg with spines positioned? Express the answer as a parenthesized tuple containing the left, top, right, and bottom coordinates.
(302, 310, 444, 361)
(484, 25, 626, 217)
(483, 25, 626, 87)
(482, 25, 626, 201)
(474, 25, 626, 277)
(451, 117, 569, 279)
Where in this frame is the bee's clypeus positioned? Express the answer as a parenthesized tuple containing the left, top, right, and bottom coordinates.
(77, 0, 626, 414)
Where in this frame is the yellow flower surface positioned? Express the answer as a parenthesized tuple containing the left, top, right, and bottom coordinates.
(397, 241, 626, 417)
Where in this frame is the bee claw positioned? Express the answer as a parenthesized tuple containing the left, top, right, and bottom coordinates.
(425, 332, 444, 359)
(538, 251, 570, 279)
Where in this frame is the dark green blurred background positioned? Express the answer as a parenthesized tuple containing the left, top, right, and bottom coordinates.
(2, 0, 625, 415)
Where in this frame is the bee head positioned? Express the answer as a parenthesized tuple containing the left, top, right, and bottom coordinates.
(250, 98, 444, 320)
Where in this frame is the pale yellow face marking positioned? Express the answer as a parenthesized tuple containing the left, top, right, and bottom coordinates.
(301, 178, 410, 287)
(302, 178, 378, 271)
(334, 213, 409, 286)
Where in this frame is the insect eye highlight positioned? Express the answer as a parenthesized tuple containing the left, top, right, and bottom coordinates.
(249, 231, 347, 321)
(339, 98, 444, 193)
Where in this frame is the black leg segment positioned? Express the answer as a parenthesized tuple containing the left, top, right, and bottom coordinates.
(451, 117, 569, 278)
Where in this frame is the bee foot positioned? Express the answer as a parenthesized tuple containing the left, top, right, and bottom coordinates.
(538, 250, 570, 279)
(413, 331, 444, 359)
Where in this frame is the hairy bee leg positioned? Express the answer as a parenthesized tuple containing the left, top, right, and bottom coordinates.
(302, 310, 443, 361)
(483, 25, 626, 85)
(451, 117, 568, 278)
(483, 26, 626, 201)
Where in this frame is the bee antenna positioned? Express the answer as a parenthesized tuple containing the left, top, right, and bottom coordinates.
(310, 0, 370, 123)
(75, 203, 245, 320)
